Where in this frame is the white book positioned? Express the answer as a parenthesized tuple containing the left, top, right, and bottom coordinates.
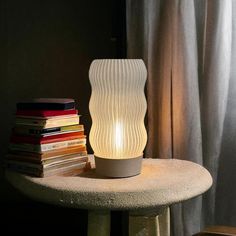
(15, 115, 80, 128)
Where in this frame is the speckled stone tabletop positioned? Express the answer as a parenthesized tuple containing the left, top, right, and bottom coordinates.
(5, 157, 212, 212)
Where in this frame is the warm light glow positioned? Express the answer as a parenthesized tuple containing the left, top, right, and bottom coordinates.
(89, 59, 147, 159)
(114, 121, 123, 156)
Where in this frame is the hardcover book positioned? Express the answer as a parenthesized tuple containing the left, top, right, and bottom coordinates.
(16, 109, 78, 117)
(16, 98, 75, 110)
(15, 115, 80, 129)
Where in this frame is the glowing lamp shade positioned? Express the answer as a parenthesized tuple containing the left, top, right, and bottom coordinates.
(89, 59, 147, 177)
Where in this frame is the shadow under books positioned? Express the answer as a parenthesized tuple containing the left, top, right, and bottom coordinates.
(76, 168, 111, 179)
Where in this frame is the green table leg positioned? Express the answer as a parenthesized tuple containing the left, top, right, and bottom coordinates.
(158, 207, 170, 236)
(88, 210, 110, 236)
(129, 215, 160, 236)
(129, 207, 170, 236)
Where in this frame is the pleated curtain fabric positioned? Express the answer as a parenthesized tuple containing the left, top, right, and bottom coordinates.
(126, 0, 236, 235)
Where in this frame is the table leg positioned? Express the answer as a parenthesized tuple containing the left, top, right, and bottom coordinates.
(158, 207, 170, 236)
(129, 207, 170, 236)
(129, 215, 159, 236)
(88, 210, 110, 236)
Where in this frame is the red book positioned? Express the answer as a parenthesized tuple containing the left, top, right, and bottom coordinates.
(11, 131, 85, 144)
(16, 109, 78, 117)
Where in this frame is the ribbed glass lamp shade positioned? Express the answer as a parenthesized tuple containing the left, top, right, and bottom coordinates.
(89, 59, 147, 177)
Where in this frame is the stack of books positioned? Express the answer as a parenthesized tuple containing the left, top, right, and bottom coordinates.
(6, 98, 90, 177)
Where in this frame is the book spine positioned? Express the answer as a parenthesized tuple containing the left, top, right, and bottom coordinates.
(6, 162, 41, 176)
(16, 109, 78, 117)
(9, 139, 86, 153)
(6, 160, 90, 177)
(15, 118, 47, 126)
(13, 127, 60, 135)
(16, 102, 75, 110)
(42, 162, 88, 177)
(6, 158, 89, 171)
(42, 147, 87, 159)
(43, 117, 80, 128)
(40, 135, 85, 144)
(42, 132, 84, 141)
(6, 160, 43, 170)
(42, 154, 88, 165)
(6, 151, 88, 163)
(10, 132, 85, 144)
(41, 139, 86, 152)
(6, 154, 43, 164)
(13, 124, 84, 136)
(8, 145, 87, 159)
(60, 125, 84, 132)
(15, 117, 80, 128)
(43, 156, 88, 169)
(9, 143, 41, 152)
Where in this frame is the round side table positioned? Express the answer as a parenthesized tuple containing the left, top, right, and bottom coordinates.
(6, 157, 212, 236)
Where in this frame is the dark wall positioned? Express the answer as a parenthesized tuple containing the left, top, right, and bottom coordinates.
(0, 0, 124, 202)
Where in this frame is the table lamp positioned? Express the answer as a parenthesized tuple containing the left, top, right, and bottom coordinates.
(89, 59, 147, 177)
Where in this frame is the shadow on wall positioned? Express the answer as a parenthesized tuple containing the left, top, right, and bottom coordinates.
(0, 0, 117, 202)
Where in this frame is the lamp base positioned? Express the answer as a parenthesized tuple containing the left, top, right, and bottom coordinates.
(94, 155, 143, 178)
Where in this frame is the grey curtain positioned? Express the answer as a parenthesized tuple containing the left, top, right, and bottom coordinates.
(127, 0, 236, 235)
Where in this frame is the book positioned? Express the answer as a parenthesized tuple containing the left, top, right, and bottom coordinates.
(15, 115, 80, 128)
(6, 155, 88, 170)
(16, 98, 75, 110)
(41, 153, 88, 165)
(58, 163, 91, 177)
(13, 124, 84, 136)
(6, 161, 91, 177)
(8, 145, 87, 160)
(6, 152, 88, 165)
(16, 109, 78, 117)
(11, 132, 85, 144)
(9, 138, 86, 153)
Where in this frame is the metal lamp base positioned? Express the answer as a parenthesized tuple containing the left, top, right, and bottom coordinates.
(94, 155, 143, 178)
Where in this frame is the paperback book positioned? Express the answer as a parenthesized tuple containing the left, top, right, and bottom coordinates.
(9, 138, 86, 153)
(15, 115, 80, 128)
(6, 161, 91, 177)
(13, 124, 84, 136)
(6, 97, 90, 178)
(8, 145, 87, 160)
(10, 131, 85, 144)
(6, 154, 88, 170)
